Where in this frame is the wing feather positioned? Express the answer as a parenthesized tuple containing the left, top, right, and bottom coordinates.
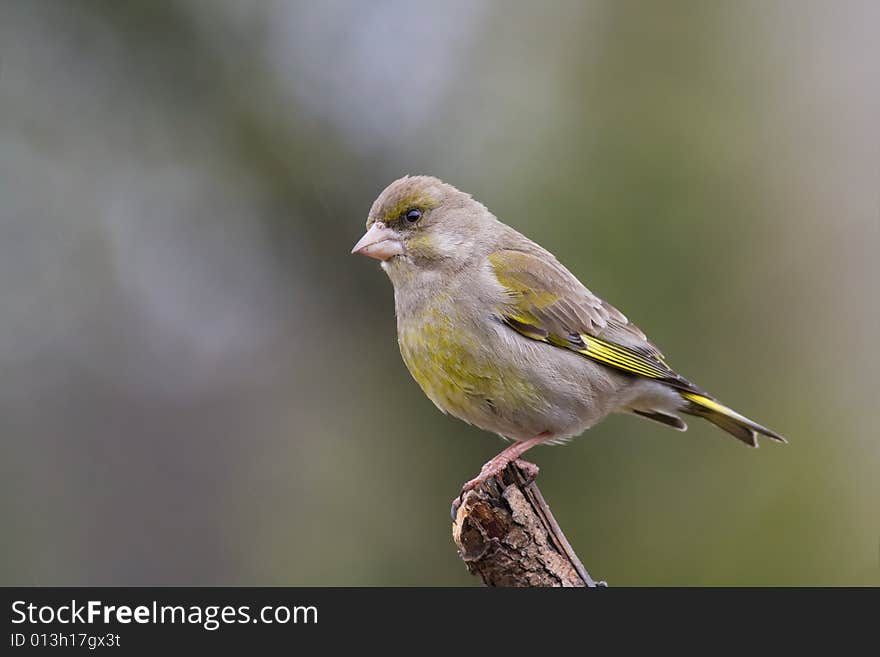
(487, 249, 699, 392)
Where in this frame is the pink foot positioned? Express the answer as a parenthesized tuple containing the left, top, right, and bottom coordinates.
(460, 452, 515, 494)
(450, 433, 553, 519)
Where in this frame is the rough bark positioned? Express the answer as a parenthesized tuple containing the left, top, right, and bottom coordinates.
(452, 461, 605, 587)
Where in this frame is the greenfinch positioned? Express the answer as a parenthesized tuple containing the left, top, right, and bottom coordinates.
(352, 176, 785, 494)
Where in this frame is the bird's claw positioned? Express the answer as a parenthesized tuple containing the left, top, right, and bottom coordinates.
(450, 495, 463, 520)
(512, 458, 539, 484)
(450, 478, 483, 520)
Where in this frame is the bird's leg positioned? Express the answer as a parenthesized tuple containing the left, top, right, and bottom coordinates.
(451, 433, 551, 517)
(464, 433, 552, 491)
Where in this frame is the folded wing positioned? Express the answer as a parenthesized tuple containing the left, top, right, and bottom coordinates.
(487, 249, 700, 393)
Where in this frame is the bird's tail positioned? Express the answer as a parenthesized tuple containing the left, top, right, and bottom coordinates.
(679, 391, 786, 447)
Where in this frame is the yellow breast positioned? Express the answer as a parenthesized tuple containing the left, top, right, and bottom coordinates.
(397, 307, 538, 418)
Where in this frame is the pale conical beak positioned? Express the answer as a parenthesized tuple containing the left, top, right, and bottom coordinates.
(351, 222, 404, 261)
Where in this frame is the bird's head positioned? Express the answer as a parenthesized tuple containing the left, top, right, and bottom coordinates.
(351, 176, 490, 280)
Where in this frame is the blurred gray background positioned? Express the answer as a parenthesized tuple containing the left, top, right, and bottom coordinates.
(1, 0, 877, 586)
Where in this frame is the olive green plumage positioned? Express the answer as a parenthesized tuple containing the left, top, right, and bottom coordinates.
(352, 175, 785, 450)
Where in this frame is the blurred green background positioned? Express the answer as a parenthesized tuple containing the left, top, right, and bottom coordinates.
(1, 0, 877, 586)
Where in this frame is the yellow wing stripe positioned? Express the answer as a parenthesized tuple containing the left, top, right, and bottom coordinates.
(499, 314, 673, 380)
(584, 341, 652, 371)
(577, 335, 670, 378)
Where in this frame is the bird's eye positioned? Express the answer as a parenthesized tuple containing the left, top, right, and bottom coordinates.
(404, 208, 422, 223)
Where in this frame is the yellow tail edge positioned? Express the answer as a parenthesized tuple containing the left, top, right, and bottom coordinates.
(680, 391, 787, 448)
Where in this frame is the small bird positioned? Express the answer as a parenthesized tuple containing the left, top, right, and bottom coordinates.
(352, 176, 785, 496)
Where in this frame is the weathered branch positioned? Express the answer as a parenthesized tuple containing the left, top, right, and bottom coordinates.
(452, 461, 605, 587)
